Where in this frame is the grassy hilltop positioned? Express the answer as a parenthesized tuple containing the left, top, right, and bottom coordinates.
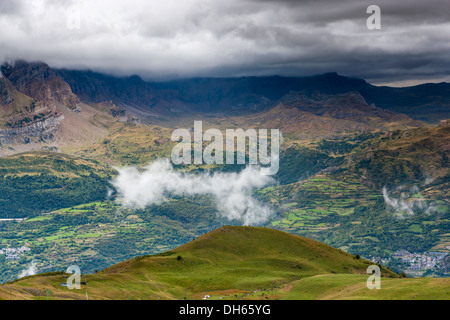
(1, 226, 448, 300)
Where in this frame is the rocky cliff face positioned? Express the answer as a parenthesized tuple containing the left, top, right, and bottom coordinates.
(0, 114, 64, 144)
(0, 61, 109, 150)
(0, 66, 64, 145)
(1, 60, 81, 112)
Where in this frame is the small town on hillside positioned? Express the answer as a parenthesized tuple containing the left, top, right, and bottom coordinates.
(0, 246, 31, 260)
(367, 249, 449, 277)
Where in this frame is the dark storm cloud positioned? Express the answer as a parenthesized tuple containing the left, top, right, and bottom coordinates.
(0, 0, 449, 85)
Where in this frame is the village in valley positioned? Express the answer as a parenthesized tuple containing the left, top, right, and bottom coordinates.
(0, 245, 31, 260)
(367, 249, 449, 277)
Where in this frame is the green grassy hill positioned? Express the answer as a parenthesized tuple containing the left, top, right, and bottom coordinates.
(1, 226, 425, 300)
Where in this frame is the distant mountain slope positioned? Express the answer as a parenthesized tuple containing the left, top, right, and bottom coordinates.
(1, 60, 431, 158)
(54, 66, 450, 122)
(2, 60, 448, 123)
(361, 83, 450, 123)
(0, 152, 112, 218)
(338, 120, 450, 190)
(2, 60, 449, 155)
(280, 91, 418, 125)
(0, 61, 129, 155)
(265, 122, 450, 258)
(1, 226, 402, 300)
(260, 92, 421, 135)
(56, 69, 159, 108)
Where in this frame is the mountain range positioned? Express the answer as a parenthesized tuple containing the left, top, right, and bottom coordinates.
(1, 60, 449, 155)
(57, 66, 450, 122)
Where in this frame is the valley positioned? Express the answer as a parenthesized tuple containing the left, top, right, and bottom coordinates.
(0, 60, 448, 298)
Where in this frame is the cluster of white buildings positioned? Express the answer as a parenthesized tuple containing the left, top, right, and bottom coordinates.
(0, 245, 30, 260)
(392, 250, 448, 271)
(368, 256, 390, 265)
(367, 249, 448, 275)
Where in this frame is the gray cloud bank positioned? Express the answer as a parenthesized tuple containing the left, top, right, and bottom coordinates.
(0, 0, 449, 84)
(111, 159, 274, 225)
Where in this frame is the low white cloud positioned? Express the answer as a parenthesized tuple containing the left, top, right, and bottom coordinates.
(382, 186, 437, 217)
(18, 260, 37, 278)
(383, 186, 414, 216)
(111, 159, 274, 225)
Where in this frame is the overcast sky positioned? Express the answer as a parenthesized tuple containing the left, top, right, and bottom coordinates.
(0, 0, 449, 86)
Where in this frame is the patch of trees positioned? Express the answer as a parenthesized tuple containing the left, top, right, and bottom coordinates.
(0, 173, 109, 218)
